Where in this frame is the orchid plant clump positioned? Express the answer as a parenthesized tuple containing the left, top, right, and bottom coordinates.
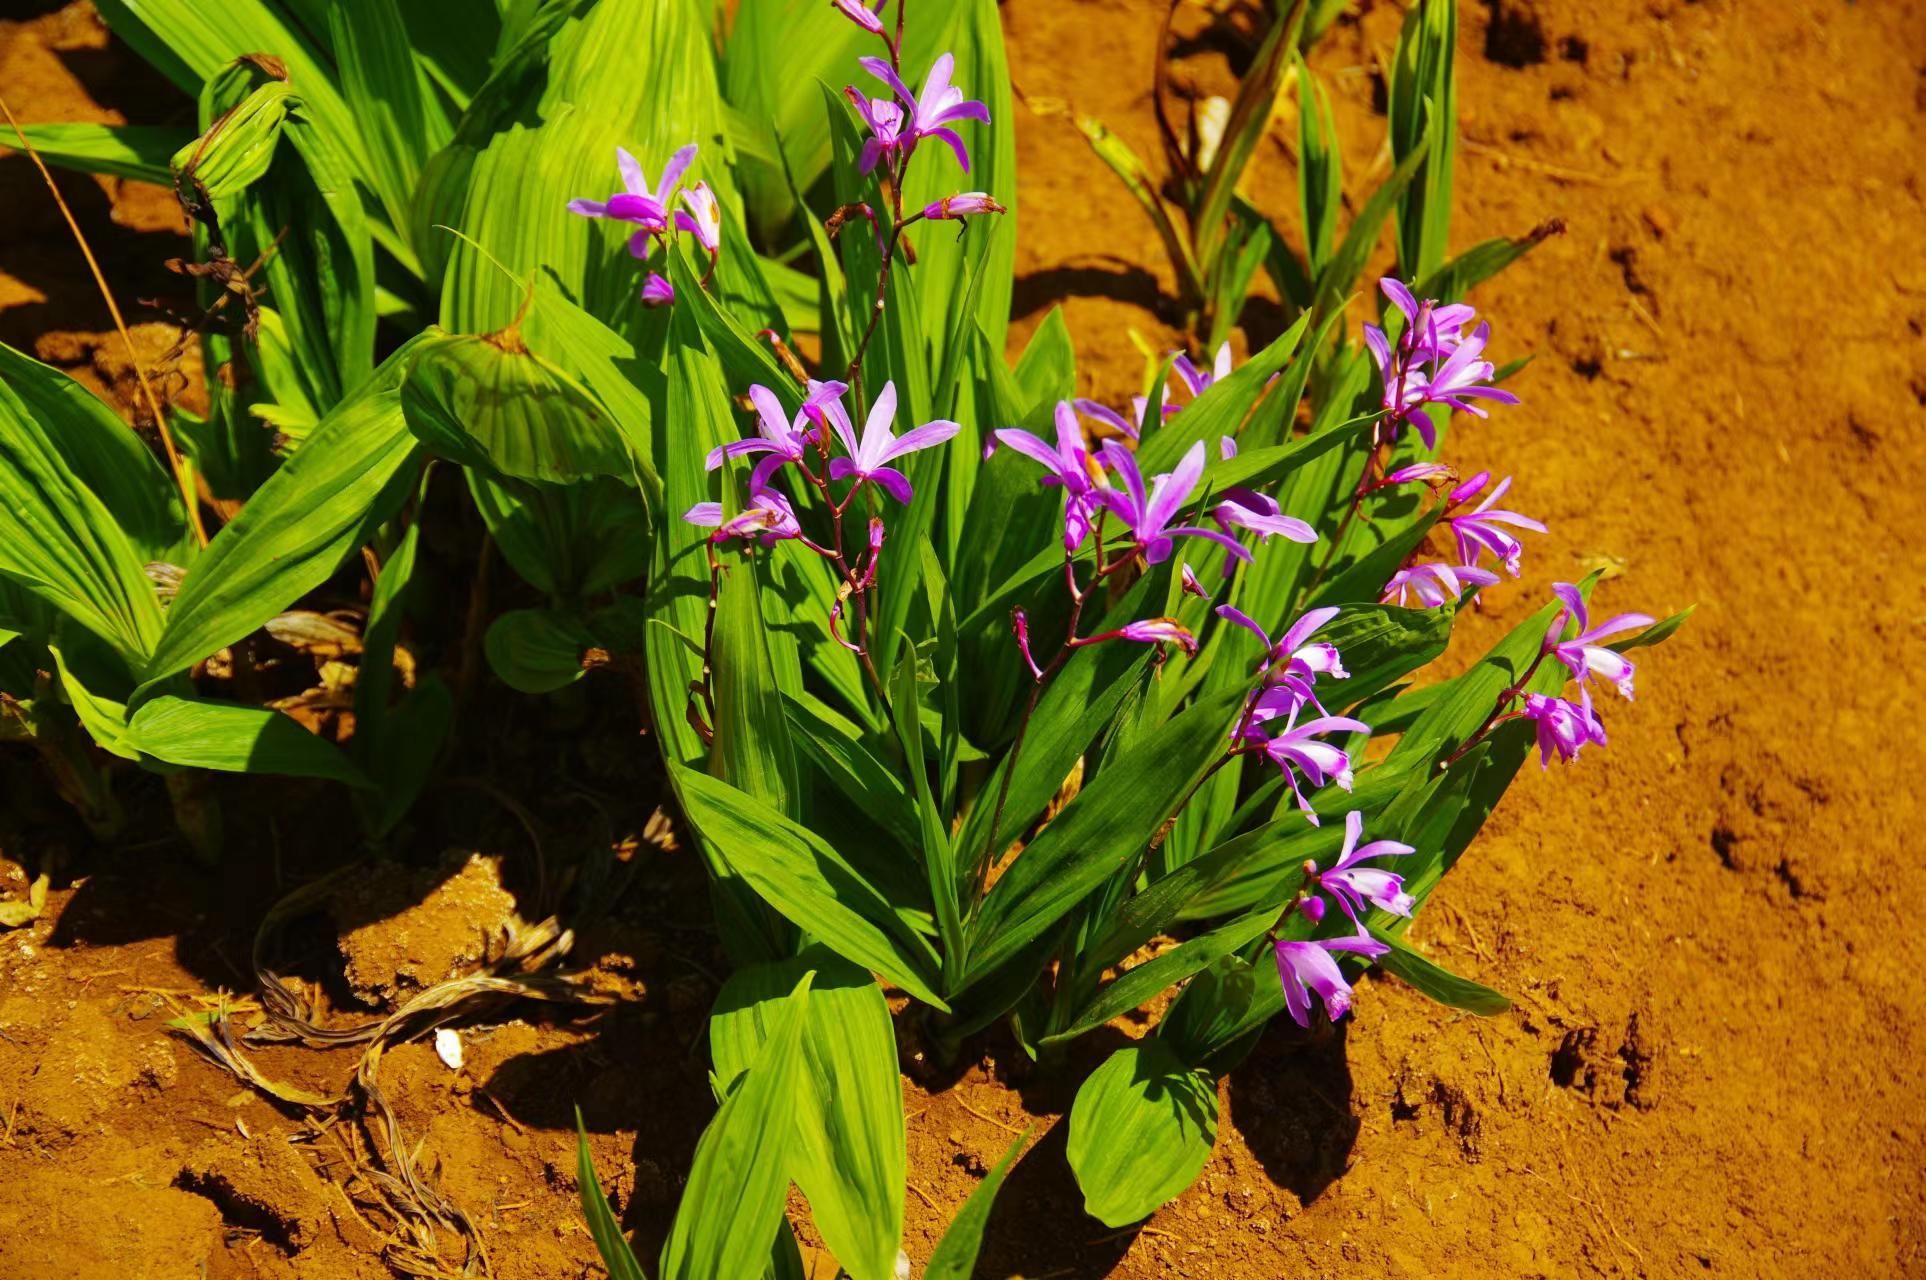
(590, 0, 1690, 1244)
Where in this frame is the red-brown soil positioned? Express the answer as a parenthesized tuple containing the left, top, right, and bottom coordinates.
(2, 1, 1923, 1277)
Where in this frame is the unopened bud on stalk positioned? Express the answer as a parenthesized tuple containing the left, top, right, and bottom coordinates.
(922, 192, 1006, 220)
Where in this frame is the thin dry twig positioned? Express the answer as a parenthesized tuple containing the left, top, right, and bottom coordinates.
(0, 91, 208, 546)
(952, 1095, 1027, 1137)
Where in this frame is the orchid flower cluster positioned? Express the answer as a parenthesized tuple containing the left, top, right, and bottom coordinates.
(567, 3, 1669, 1060)
(567, 142, 723, 306)
(686, 376, 960, 709)
(657, 0, 1000, 718)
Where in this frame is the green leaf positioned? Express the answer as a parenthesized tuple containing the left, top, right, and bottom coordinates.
(402, 328, 632, 485)
(0, 361, 166, 668)
(1388, 0, 1457, 281)
(951, 600, 1154, 888)
(893, 638, 962, 974)
(672, 766, 948, 1010)
(906, 0, 1017, 359)
(1044, 908, 1274, 1047)
(0, 343, 188, 563)
(575, 1115, 650, 1280)
(1067, 1039, 1219, 1227)
(660, 973, 813, 1280)
(1306, 508, 1441, 609)
(1191, 0, 1303, 270)
(484, 608, 595, 695)
(1610, 605, 1694, 654)
(1414, 220, 1561, 304)
(1309, 139, 1428, 324)
(1174, 766, 1414, 921)
(1295, 55, 1342, 274)
(1370, 925, 1510, 1015)
(468, 471, 651, 602)
(140, 336, 431, 695)
(710, 948, 904, 1280)
(124, 695, 372, 787)
(708, 546, 799, 816)
(721, 0, 865, 236)
(966, 686, 1245, 987)
(173, 77, 297, 200)
(527, 273, 662, 505)
(781, 692, 921, 851)
(93, 0, 375, 194)
(1, 123, 185, 184)
(48, 643, 136, 761)
(328, 0, 449, 249)
(924, 1126, 1030, 1280)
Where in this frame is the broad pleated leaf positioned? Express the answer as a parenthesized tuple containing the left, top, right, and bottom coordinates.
(328, 0, 449, 245)
(140, 336, 431, 694)
(965, 685, 1245, 987)
(672, 766, 947, 1010)
(0, 343, 188, 563)
(0, 364, 165, 668)
(484, 608, 596, 694)
(711, 948, 905, 1280)
(1067, 1040, 1219, 1227)
(660, 974, 812, 1280)
(124, 695, 371, 786)
(3, 122, 185, 184)
(434, 0, 730, 336)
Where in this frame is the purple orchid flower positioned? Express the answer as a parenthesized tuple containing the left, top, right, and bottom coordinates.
(1446, 472, 1545, 576)
(823, 381, 961, 504)
(860, 52, 991, 172)
(1072, 398, 1141, 441)
(1379, 277, 1478, 361)
(831, 0, 886, 35)
(707, 380, 848, 490)
(684, 486, 803, 548)
(1274, 929, 1390, 1028)
(1363, 278, 1519, 448)
(1256, 712, 1369, 824)
(1376, 461, 1457, 490)
(1075, 617, 1199, 658)
(844, 88, 908, 175)
(1545, 582, 1654, 699)
(994, 401, 1100, 549)
(1172, 342, 1233, 398)
(1180, 564, 1207, 598)
(1520, 687, 1609, 767)
(1381, 562, 1500, 609)
(674, 181, 721, 254)
(1211, 487, 1317, 549)
(1303, 811, 1416, 926)
(640, 273, 675, 307)
(1219, 605, 1349, 721)
(1091, 440, 1252, 567)
(568, 144, 697, 256)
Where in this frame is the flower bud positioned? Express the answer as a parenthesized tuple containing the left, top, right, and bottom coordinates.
(640, 273, 675, 308)
(831, 0, 886, 35)
(922, 192, 1006, 220)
